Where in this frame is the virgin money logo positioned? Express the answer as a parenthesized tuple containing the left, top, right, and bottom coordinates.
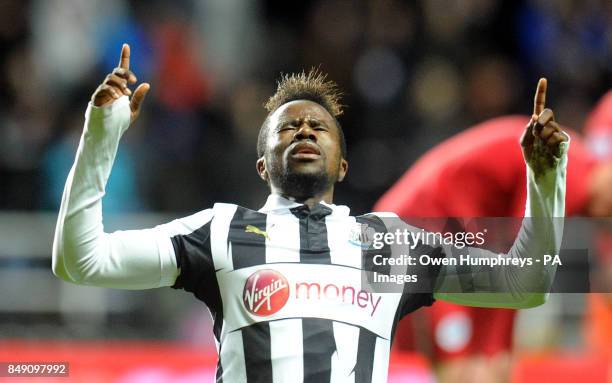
(243, 269, 289, 316)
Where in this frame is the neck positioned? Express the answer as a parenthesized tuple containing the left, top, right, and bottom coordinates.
(272, 187, 334, 209)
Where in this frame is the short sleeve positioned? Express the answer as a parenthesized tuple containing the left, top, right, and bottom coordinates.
(155, 209, 221, 312)
(360, 212, 444, 319)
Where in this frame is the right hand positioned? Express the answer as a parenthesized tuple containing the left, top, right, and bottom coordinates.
(91, 43, 150, 123)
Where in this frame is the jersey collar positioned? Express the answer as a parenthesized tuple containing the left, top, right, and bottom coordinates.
(258, 194, 350, 216)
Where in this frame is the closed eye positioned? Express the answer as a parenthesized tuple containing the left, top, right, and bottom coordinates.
(277, 122, 297, 132)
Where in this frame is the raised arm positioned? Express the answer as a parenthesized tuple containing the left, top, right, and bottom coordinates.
(52, 44, 179, 289)
(434, 78, 569, 308)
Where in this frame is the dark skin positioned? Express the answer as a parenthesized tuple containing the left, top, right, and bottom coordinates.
(520, 78, 569, 171)
(256, 100, 348, 209)
(252, 79, 566, 209)
(91, 44, 149, 122)
(91, 45, 567, 210)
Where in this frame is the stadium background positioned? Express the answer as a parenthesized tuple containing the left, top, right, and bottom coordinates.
(0, 0, 610, 381)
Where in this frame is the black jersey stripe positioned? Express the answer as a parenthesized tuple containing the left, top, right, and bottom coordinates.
(170, 220, 224, 342)
(242, 322, 273, 383)
(214, 321, 224, 382)
(302, 318, 336, 383)
(228, 207, 268, 269)
(169, 220, 227, 380)
(353, 327, 378, 383)
(215, 353, 223, 383)
(291, 204, 332, 265)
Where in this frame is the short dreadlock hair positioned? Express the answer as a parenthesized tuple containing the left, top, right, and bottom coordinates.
(257, 69, 347, 158)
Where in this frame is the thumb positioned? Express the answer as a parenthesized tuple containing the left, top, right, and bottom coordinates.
(130, 83, 150, 115)
(520, 119, 535, 149)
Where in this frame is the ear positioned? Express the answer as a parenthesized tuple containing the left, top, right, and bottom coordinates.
(337, 158, 348, 182)
(256, 157, 268, 182)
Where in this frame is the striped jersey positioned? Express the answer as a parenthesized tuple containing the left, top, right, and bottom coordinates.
(159, 194, 437, 383)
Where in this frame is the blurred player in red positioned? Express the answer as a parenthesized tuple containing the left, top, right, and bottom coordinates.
(582, 91, 612, 359)
(374, 101, 612, 382)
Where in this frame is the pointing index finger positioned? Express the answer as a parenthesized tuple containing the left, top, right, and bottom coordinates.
(533, 77, 547, 117)
(119, 43, 130, 70)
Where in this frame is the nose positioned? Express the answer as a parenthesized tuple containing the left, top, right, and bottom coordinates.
(293, 121, 317, 142)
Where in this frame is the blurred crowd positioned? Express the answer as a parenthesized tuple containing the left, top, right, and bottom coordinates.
(1, 0, 611, 215)
(1, 2, 611, 381)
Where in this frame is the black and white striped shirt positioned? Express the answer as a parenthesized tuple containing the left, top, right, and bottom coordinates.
(162, 194, 435, 382)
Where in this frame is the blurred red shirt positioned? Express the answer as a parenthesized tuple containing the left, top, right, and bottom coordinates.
(374, 115, 596, 359)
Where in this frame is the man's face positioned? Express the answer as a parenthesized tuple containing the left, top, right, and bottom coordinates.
(257, 100, 348, 200)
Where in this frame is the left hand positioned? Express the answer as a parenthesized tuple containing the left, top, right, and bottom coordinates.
(520, 78, 568, 174)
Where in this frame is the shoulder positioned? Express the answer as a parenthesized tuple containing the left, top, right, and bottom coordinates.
(357, 211, 399, 232)
(155, 202, 262, 238)
(155, 208, 216, 238)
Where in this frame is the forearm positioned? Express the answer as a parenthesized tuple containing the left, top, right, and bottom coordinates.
(435, 141, 568, 308)
(52, 97, 178, 289)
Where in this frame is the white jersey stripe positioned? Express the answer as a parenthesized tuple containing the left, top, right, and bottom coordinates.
(330, 321, 359, 383)
(211, 203, 238, 272)
(270, 319, 304, 382)
(327, 216, 362, 269)
(265, 213, 300, 264)
(370, 337, 390, 383)
(219, 330, 247, 383)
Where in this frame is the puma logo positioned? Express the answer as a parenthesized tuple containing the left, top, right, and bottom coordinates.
(245, 225, 270, 241)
